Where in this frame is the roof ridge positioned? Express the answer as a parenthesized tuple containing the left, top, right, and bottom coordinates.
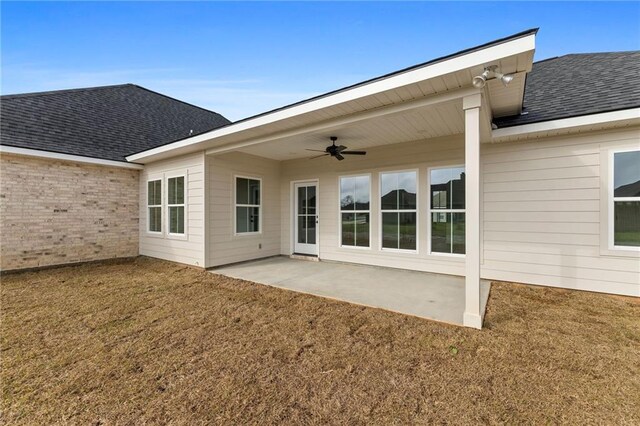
(0, 83, 135, 99)
(128, 84, 230, 121)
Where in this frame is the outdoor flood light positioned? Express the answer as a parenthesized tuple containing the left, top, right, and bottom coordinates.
(472, 65, 514, 88)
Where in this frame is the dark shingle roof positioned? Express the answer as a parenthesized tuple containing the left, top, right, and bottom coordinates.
(0, 84, 230, 162)
(494, 51, 640, 128)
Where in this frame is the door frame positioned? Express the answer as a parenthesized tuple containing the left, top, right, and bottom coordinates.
(290, 179, 320, 256)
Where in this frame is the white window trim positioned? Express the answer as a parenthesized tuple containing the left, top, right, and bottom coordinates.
(607, 147, 640, 253)
(427, 164, 466, 258)
(234, 175, 262, 236)
(338, 173, 372, 250)
(146, 177, 163, 236)
(379, 169, 419, 253)
(165, 172, 188, 239)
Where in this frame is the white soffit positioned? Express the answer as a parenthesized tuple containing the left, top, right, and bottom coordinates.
(127, 32, 536, 164)
(491, 108, 640, 142)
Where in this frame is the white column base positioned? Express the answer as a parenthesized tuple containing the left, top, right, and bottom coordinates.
(463, 312, 483, 329)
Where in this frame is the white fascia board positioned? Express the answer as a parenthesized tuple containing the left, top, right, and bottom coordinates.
(127, 34, 536, 163)
(0, 145, 144, 169)
(491, 108, 640, 141)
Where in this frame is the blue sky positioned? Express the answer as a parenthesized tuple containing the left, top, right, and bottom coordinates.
(2, 2, 639, 121)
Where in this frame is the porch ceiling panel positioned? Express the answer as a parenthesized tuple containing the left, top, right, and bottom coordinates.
(235, 99, 465, 161)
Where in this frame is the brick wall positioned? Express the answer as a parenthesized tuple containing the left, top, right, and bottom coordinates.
(0, 153, 140, 270)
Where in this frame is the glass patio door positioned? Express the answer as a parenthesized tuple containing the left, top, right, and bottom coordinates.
(294, 182, 318, 255)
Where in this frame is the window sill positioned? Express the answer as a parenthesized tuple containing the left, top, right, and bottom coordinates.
(166, 233, 188, 241)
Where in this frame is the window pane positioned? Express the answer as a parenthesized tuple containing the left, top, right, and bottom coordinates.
(341, 212, 355, 246)
(452, 213, 466, 254)
(307, 185, 316, 215)
(382, 212, 399, 249)
(236, 178, 249, 204)
(614, 151, 640, 197)
(307, 216, 316, 244)
(450, 168, 465, 209)
(398, 172, 417, 210)
(340, 177, 356, 210)
(355, 213, 370, 247)
(381, 174, 398, 210)
(430, 169, 451, 209)
(149, 206, 161, 232)
(236, 206, 249, 233)
(399, 212, 416, 250)
(355, 176, 370, 210)
(169, 206, 184, 234)
(248, 179, 260, 205)
(148, 180, 161, 205)
(168, 177, 184, 205)
(249, 207, 260, 232)
(614, 201, 640, 246)
(431, 212, 451, 253)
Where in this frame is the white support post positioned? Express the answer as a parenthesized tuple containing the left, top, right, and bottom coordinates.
(463, 93, 483, 329)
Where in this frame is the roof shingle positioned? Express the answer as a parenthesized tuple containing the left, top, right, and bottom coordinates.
(0, 84, 230, 162)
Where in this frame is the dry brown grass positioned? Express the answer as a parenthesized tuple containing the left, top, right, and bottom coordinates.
(2, 257, 639, 425)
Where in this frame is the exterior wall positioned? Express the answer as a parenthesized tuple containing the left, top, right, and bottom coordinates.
(481, 127, 640, 297)
(207, 152, 281, 267)
(280, 135, 468, 276)
(139, 151, 206, 267)
(0, 153, 139, 270)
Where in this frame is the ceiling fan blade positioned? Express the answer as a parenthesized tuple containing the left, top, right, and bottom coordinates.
(341, 151, 366, 155)
(309, 153, 329, 160)
(335, 153, 345, 161)
(336, 145, 348, 152)
(306, 149, 327, 152)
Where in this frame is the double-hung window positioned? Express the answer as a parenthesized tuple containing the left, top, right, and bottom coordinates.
(611, 149, 640, 249)
(430, 166, 465, 255)
(167, 176, 185, 235)
(147, 179, 162, 233)
(236, 177, 261, 234)
(340, 175, 370, 247)
(381, 171, 417, 250)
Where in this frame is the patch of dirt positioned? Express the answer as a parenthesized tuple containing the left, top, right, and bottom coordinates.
(2, 257, 639, 424)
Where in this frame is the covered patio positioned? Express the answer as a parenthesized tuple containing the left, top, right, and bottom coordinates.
(212, 257, 491, 326)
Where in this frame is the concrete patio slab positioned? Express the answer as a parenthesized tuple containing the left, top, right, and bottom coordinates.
(211, 256, 491, 326)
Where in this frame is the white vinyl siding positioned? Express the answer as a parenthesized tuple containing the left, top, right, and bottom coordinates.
(208, 152, 281, 267)
(139, 152, 205, 267)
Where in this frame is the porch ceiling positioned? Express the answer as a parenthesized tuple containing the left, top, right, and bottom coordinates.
(235, 99, 465, 161)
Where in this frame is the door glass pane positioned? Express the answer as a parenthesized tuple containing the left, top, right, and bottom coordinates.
(298, 187, 306, 214)
(614, 201, 640, 246)
(398, 172, 417, 209)
(236, 178, 249, 204)
(382, 212, 399, 249)
(614, 151, 640, 197)
(297, 215, 306, 244)
(307, 185, 316, 214)
(340, 177, 356, 210)
(431, 212, 451, 253)
(248, 179, 260, 205)
(306, 216, 316, 244)
(341, 213, 355, 246)
(452, 212, 465, 254)
(236, 207, 249, 233)
(355, 176, 370, 210)
(355, 212, 370, 247)
(399, 212, 417, 250)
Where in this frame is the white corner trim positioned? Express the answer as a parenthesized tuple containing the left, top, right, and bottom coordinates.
(127, 33, 536, 163)
(492, 108, 640, 140)
(0, 145, 144, 169)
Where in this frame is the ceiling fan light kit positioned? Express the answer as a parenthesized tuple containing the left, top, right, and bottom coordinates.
(306, 136, 367, 161)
